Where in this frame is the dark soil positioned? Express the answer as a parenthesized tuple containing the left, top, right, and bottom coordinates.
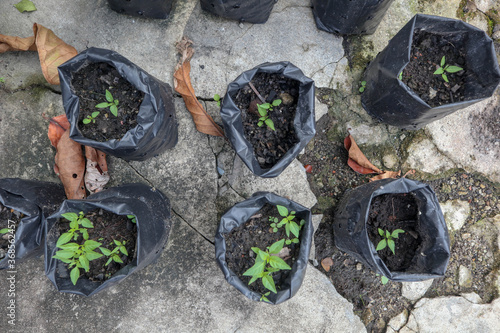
(71, 62, 145, 142)
(401, 29, 467, 107)
(234, 72, 300, 169)
(223, 204, 302, 296)
(57, 209, 137, 282)
(0, 203, 23, 258)
(366, 193, 421, 272)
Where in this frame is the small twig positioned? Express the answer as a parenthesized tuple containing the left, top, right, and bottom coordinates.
(402, 169, 416, 178)
(391, 198, 395, 218)
(248, 82, 266, 104)
(250, 214, 262, 219)
(42, 112, 66, 131)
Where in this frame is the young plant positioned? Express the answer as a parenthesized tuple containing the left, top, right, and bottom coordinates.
(82, 111, 100, 124)
(52, 239, 103, 285)
(57, 211, 94, 244)
(0, 77, 5, 83)
(95, 89, 119, 117)
(257, 99, 282, 131)
(242, 239, 291, 296)
(375, 228, 405, 255)
(359, 81, 366, 93)
(376, 273, 389, 285)
(127, 215, 137, 223)
(100, 240, 128, 266)
(214, 94, 221, 107)
(270, 205, 305, 239)
(433, 56, 464, 83)
(285, 237, 299, 245)
(0, 228, 11, 234)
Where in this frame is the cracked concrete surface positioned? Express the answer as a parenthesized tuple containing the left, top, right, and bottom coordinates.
(1, 0, 499, 332)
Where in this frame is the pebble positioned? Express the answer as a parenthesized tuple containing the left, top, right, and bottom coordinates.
(356, 263, 363, 271)
(279, 93, 294, 105)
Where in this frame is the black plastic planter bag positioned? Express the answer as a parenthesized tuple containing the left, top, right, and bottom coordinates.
(361, 14, 500, 130)
(0, 179, 65, 270)
(312, 0, 394, 35)
(44, 183, 172, 296)
(108, 0, 174, 19)
(200, 0, 276, 24)
(59, 47, 178, 161)
(220, 62, 316, 178)
(334, 178, 450, 282)
(215, 192, 313, 304)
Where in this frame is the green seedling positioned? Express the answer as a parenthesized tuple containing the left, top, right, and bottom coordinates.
(376, 228, 405, 255)
(376, 273, 389, 285)
(0, 228, 11, 234)
(398, 72, 403, 80)
(260, 291, 271, 302)
(270, 205, 305, 238)
(0, 77, 5, 83)
(56, 211, 94, 245)
(95, 89, 119, 117)
(243, 239, 291, 296)
(433, 56, 464, 83)
(127, 215, 137, 223)
(285, 237, 299, 245)
(214, 94, 221, 107)
(359, 81, 366, 93)
(100, 240, 128, 266)
(257, 99, 281, 131)
(83, 111, 100, 125)
(53, 239, 103, 285)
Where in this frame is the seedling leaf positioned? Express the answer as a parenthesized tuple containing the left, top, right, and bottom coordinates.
(376, 239, 387, 251)
(70, 266, 80, 285)
(262, 274, 277, 294)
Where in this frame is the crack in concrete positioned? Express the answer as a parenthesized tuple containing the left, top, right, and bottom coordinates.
(172, 208, 215, 245)
(1, 83, 61, 95)
(273, 5, 312, 14)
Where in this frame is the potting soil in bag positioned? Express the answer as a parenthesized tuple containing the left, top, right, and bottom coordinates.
(361, 14, 500, 130)
(44, 183, 172, 296)
(59, 47, 178, 161)
(0, 178, 65, 269)
(200, 0, 276, 24)
(215, 192, 313, 304)
(220, 62, 316, 178)
(312, 0, 395, 35)
(108, 0, 174, 19)
(334, 178, 450, 282)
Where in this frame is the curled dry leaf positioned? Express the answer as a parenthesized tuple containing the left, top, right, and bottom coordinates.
(174, 37, 225, 137)
(321, 257, 334, 272)
(369, 170, 401, 182)
(84, 146, 109, 194)
(304, 164, 313, 173)
(54, 131, 86, 199)
(0, 23, 77, 84)
(344, 134, 382, 174)
(47, 114, 70, 147)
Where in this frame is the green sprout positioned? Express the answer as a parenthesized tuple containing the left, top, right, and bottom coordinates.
(95, 89, 119, 117)
(0, 77, 5, 83)
(285, 237, 299, 245)
(269, 205, 305, 239)
(433, 56, 464, 83)
(376, 273, 389, 285)
(260, 291, 271, 302)
(100, 240, 128, 266)
(56, 211, 94, 244)
(214, 94, 221, 107)
(243, 239, 291, 297)
(359, 81, 366, 93)
(375, 228, 405, 255)
(127, 215, 137, 223)
(53, 239, 103, 285)
(398, 72, 403, 80)
(257, 99, 281, 131)
(83, 111, 100, 125)
(0, 228, 11, 234)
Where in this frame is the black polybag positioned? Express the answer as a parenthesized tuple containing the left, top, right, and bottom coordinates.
(0, 179, 65, 270)
(44, 183, 172, 296)
(361, 14, 500, 130)
(312, 0, 394, 35)
(333, 178, 450, 282)
(59, 47, 178, 161)
(108, 0, 174, 19)
(220, 62, 316, 178)
(200, 0, 276, 24)
(215, 192, 313, 304)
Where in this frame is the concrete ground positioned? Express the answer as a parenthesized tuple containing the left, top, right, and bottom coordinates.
(0, 0, 499, 332)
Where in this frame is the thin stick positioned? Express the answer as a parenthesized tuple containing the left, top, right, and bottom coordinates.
(248, 82, 266, 104)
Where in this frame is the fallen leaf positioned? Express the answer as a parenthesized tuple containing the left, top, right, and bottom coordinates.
(271, 247, 291, 259)
(304, 164, 313, 173)
(47, 114, 70, 147)
(402, 169, 416, 178)
(0, 23, 77, 84)
(174, 37, 225, 137)
(344, 134, 383, 174)
(54, 131, 86, 199)
(84, 147, 109, 194)
(14, 0, 37, 13)
(369, 170, 401, 182)
(321, 257, 333, 272)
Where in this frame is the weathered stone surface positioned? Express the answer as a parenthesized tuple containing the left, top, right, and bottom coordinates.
(404, 138, 456, 174)
(400, 296, 500, 332)
(401, 279, 434, 301)
(309, 214, 324, 261)
(458, 265, 473, 287)
(440, 200, 471, 232)
(387, 309, 409, 332)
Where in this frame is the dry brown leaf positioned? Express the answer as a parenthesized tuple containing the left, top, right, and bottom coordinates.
(84, 147, 109, 194)
(369, 170, 401, 182)
(174, 37, 225, 137)
(0, 23, 77, 85)
(47, 114, 70, 147)
(344, 134, 383, 174)
(54, 131, 86, 199)
(321, 257, 333, 272)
